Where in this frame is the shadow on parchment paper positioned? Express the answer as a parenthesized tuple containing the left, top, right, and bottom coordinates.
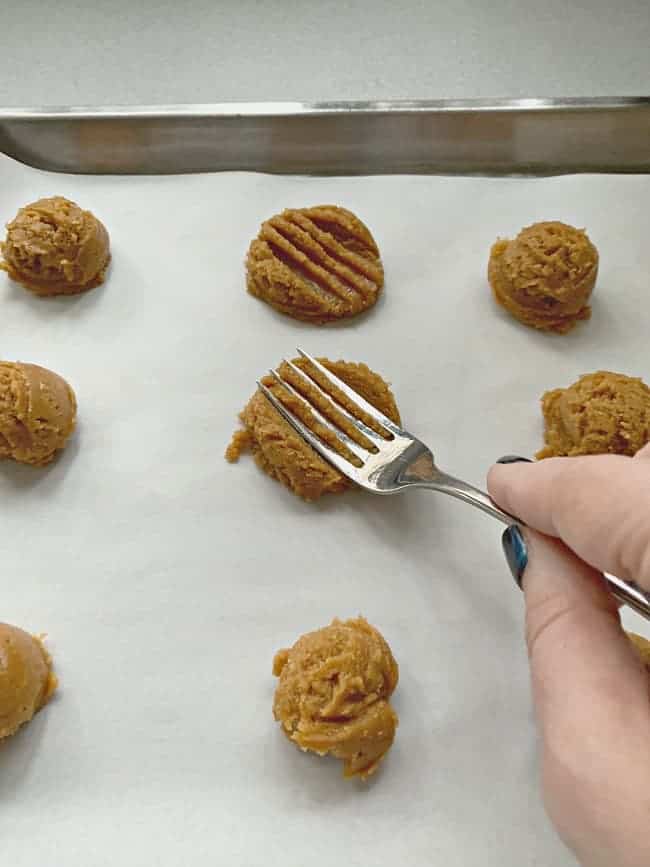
(1, 265, 110, 321)
(355, 487, 523, 630)
(309, 486, 442, 544)
(0, 428, 80, 492)
(551, 290, 632, 358)
(485, 285, 627, 362)
(262, 725, 389, 807)
(312, 488, 516, 620)
(0, 706, 52, 799)
(241, 461, 515, 627)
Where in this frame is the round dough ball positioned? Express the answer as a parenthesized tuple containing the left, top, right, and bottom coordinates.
(0, 361, 77, 466)
(225, 357, 400, 501)
(488, 221, 598, 333)
(0, 622, 57, 740)
(246, 205, 384, 322)
(273, 617, 399, 779)
(537, 371, 650, 459)
(1, 196, 110, 296)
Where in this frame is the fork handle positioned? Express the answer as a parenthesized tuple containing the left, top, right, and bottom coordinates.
(428, 472, 650, 621)
(427, 471, 518, 525)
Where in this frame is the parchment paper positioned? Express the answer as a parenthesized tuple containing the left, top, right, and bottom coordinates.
(1, 153, 649, 867)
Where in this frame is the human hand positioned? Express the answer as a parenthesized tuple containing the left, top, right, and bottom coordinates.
(488, 449, 650, 867)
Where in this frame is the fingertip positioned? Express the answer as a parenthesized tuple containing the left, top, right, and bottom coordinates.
(487, 460, 515, 493)
(487, 459, 535, 513)
(489, 456, 616, 538)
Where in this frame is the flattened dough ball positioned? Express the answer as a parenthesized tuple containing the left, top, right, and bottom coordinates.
(0, 361, 77, 466)
(537, 371, 650, 459)
(1, 196, 110, 296)
(226, 357, 400, 501)
(273, 617, 399, 779)
(488, 221, 598, 333)
(0, 622, 57, 740)
(246, 205, 384, 322)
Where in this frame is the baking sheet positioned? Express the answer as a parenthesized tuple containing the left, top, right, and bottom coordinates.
(1, 152, 649, 867)
(3, 100, 650, 175)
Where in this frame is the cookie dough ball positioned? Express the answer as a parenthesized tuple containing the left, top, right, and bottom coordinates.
(226, 357, 400, 501)
(1, 196, 110, 296)
(488, 221, 598, 333)
(246, 205, 384, 322)
(273, 617, 399, 779)
(0, 361, 77, 466)
(0, 623, 57, 740)
(628, 633, 650, 669)
(537, 371, 650, 459)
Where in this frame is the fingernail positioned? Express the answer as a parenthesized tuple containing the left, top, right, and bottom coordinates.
(502, 525, 528, 590)
(496, 455, 533, 464)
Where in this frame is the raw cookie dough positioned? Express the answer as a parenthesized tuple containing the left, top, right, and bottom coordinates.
(537, 371, 650, 459)
(0, 361, 77, 466)
(226, 357, 400, 501)
(488, 221, 598, 333)
(628, 633, 650, 669)
(1, 196, 110, 296)
(273, 617, 399, 779)
(246, 205, 384, 322)
(0, 622, 57, 740)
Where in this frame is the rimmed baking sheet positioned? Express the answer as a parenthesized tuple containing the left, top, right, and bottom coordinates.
(2, 98, 650, 175)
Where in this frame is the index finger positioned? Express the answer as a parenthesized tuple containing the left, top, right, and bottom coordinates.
(488, 455, 650, 589)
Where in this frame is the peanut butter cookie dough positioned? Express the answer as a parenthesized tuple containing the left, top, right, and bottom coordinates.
(628, 633, 650, 669)
(0, 361, 77, 466)
(537, 371, 650, 459)
(0, 622, 57, 740)
(1, 196, 110, 296)
(273, 617, 399, 780)
(226, 357, 400, 501)
(488, 221, 598, 333)
(246, 205, 384, 322)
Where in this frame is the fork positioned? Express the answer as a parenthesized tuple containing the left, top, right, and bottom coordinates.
(258, 349, 650, 621)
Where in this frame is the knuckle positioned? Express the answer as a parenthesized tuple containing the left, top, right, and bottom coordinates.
(525, 589, 617, 660)
(525, 591, 578, 660)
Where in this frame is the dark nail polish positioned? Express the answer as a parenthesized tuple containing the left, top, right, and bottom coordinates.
(502, 525, 528, 590)
(496, 455, 533, 464)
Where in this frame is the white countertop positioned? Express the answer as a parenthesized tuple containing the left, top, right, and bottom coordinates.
(2, 0, 649, 107)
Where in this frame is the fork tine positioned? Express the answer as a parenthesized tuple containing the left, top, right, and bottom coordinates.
(295, 349, 403, 436)
(284, 359, 385, 444)
(256, 381, 362, 480)
(268, 368, 370, 462)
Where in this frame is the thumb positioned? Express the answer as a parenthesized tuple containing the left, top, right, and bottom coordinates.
(504, 526, 650, 864)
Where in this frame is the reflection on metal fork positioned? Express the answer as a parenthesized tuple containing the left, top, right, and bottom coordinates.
(257, 349, 650, 622)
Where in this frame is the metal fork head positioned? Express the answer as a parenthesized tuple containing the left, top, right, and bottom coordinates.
(257, 349, 438, 493)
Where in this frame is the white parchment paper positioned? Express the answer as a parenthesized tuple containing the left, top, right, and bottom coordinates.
(1, 154, 649, 867)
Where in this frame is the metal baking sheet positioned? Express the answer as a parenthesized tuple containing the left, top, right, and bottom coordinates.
(1, 98, 650, 176)
(1, 148, 649, 867)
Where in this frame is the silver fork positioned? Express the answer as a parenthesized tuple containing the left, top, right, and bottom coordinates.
(258, 348, 650, 621)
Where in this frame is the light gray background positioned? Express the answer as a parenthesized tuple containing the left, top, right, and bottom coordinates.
(1, 0, 649, 107)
